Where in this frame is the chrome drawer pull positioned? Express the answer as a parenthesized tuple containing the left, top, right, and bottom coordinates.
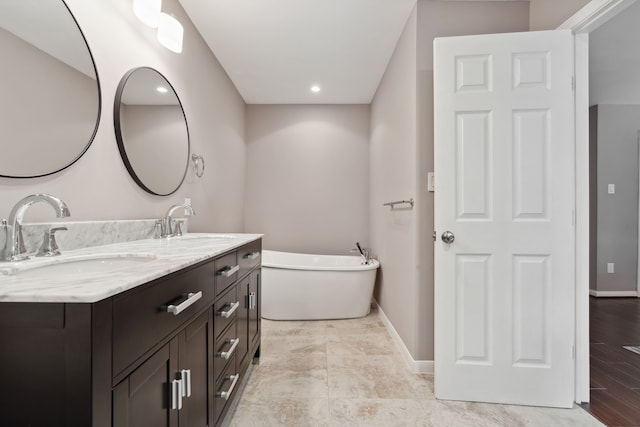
(166, 291, 203, 316)
(217, 301, 240, 318)
(171, 378, 183, 410)
(243, 252, 260, 260)
(217, 374, 239, 401)
(180, 369, 191, 397)
(219, 264, 239, 278)
(249, 291, 257, 310)
(218, 338, 239, 360)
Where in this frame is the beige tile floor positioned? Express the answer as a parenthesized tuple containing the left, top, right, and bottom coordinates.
(228, 308, 604, 427)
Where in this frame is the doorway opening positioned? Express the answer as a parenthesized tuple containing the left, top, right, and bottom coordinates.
(568, 0, 640, 424)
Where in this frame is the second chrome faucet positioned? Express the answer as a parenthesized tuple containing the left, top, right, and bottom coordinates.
(159, 203, 196, 238)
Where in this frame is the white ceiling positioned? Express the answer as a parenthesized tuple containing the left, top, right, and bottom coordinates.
(179, 0, 417, 104)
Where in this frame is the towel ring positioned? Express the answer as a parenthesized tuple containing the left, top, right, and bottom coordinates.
(192, 154, 205, 178)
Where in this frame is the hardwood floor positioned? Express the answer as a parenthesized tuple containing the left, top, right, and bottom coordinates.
(582, 297, 640, 426)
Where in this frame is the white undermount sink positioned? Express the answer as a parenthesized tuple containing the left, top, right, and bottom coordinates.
(0, 253, 157, 278)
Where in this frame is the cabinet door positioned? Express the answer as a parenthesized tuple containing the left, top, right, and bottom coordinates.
(113, 338, 179, 427)
(248, 269, 261, 352)
(236, 275, 250, 369)
(180, 311, 212, 427)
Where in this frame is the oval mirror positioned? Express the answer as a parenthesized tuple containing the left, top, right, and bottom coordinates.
(114, 67, 190, 196)
(0, 0, 101, 178)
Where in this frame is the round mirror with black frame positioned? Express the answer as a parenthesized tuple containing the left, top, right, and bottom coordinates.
(0, 0, 101, 178)
(114, 67, 190, 196)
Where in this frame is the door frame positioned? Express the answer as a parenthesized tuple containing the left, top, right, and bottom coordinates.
(558, 0, 638, 403)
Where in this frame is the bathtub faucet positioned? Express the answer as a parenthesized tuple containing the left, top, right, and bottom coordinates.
(352, 242, 372, 265)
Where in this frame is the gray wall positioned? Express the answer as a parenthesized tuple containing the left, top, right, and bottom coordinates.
(244, 105, 370, 255)
(590, 1, 640, 106)
(416, 0, 530, 360)
(0, 0, 246, 232)
(529, 0, 591, 30)
(592, 105, 640, 294)
(370, 4, 418, 358)
(369, 0, 530, 362)
(589, 0, 640, 295)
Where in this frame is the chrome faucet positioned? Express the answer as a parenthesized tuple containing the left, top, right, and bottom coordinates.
(1, 194, 71, 262)
(160, 203, 195, 238)
(352, 242, 372, 265)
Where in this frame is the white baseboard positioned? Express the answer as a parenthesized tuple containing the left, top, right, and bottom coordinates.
(589, 289, 638, 297)
(373, 301, 434, 375)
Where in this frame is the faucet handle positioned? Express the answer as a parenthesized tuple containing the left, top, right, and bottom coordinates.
(0, 220, 9, 261)
(37, 226, 67, 257)
(154, 219, 163, 239)
(173, 221, 183, 236)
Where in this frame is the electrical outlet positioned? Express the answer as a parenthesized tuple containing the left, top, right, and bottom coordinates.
(607, 263, 614, 274)
(184, 198, 192, 215)
(608, 184, 615, 194)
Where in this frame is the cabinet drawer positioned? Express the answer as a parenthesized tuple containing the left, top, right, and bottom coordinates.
(214, 251, 238, 295)
(214, 355, 239, 424)
(214, 285, 238, 339)
(238, 239, 261, 279)
(214, 320, 238, 382)
(112, 261, 215, 377)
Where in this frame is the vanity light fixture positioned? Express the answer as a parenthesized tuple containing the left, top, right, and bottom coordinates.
(157, 13, 184, 53)
(133, 0, 162, 28)
(132, 0, 183, 53)
(156, 86, 168, 93)
(311, 85, 321, 93)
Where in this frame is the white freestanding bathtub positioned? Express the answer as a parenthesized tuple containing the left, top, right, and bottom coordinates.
(261, 250, 380, 320)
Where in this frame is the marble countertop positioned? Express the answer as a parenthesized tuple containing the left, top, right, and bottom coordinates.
(0, 233, 262, 303)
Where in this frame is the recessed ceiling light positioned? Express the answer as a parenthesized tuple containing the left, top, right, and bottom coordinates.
(310, 85, 321, 93)
(157, 86, 169, 93)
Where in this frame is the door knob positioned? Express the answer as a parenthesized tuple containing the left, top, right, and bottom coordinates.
(441, 231, 455, 244)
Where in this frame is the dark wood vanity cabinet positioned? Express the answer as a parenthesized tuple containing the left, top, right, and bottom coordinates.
(0, 239, 261, 427)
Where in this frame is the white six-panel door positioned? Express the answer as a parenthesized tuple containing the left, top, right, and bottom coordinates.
(434, 29, 576, 408)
